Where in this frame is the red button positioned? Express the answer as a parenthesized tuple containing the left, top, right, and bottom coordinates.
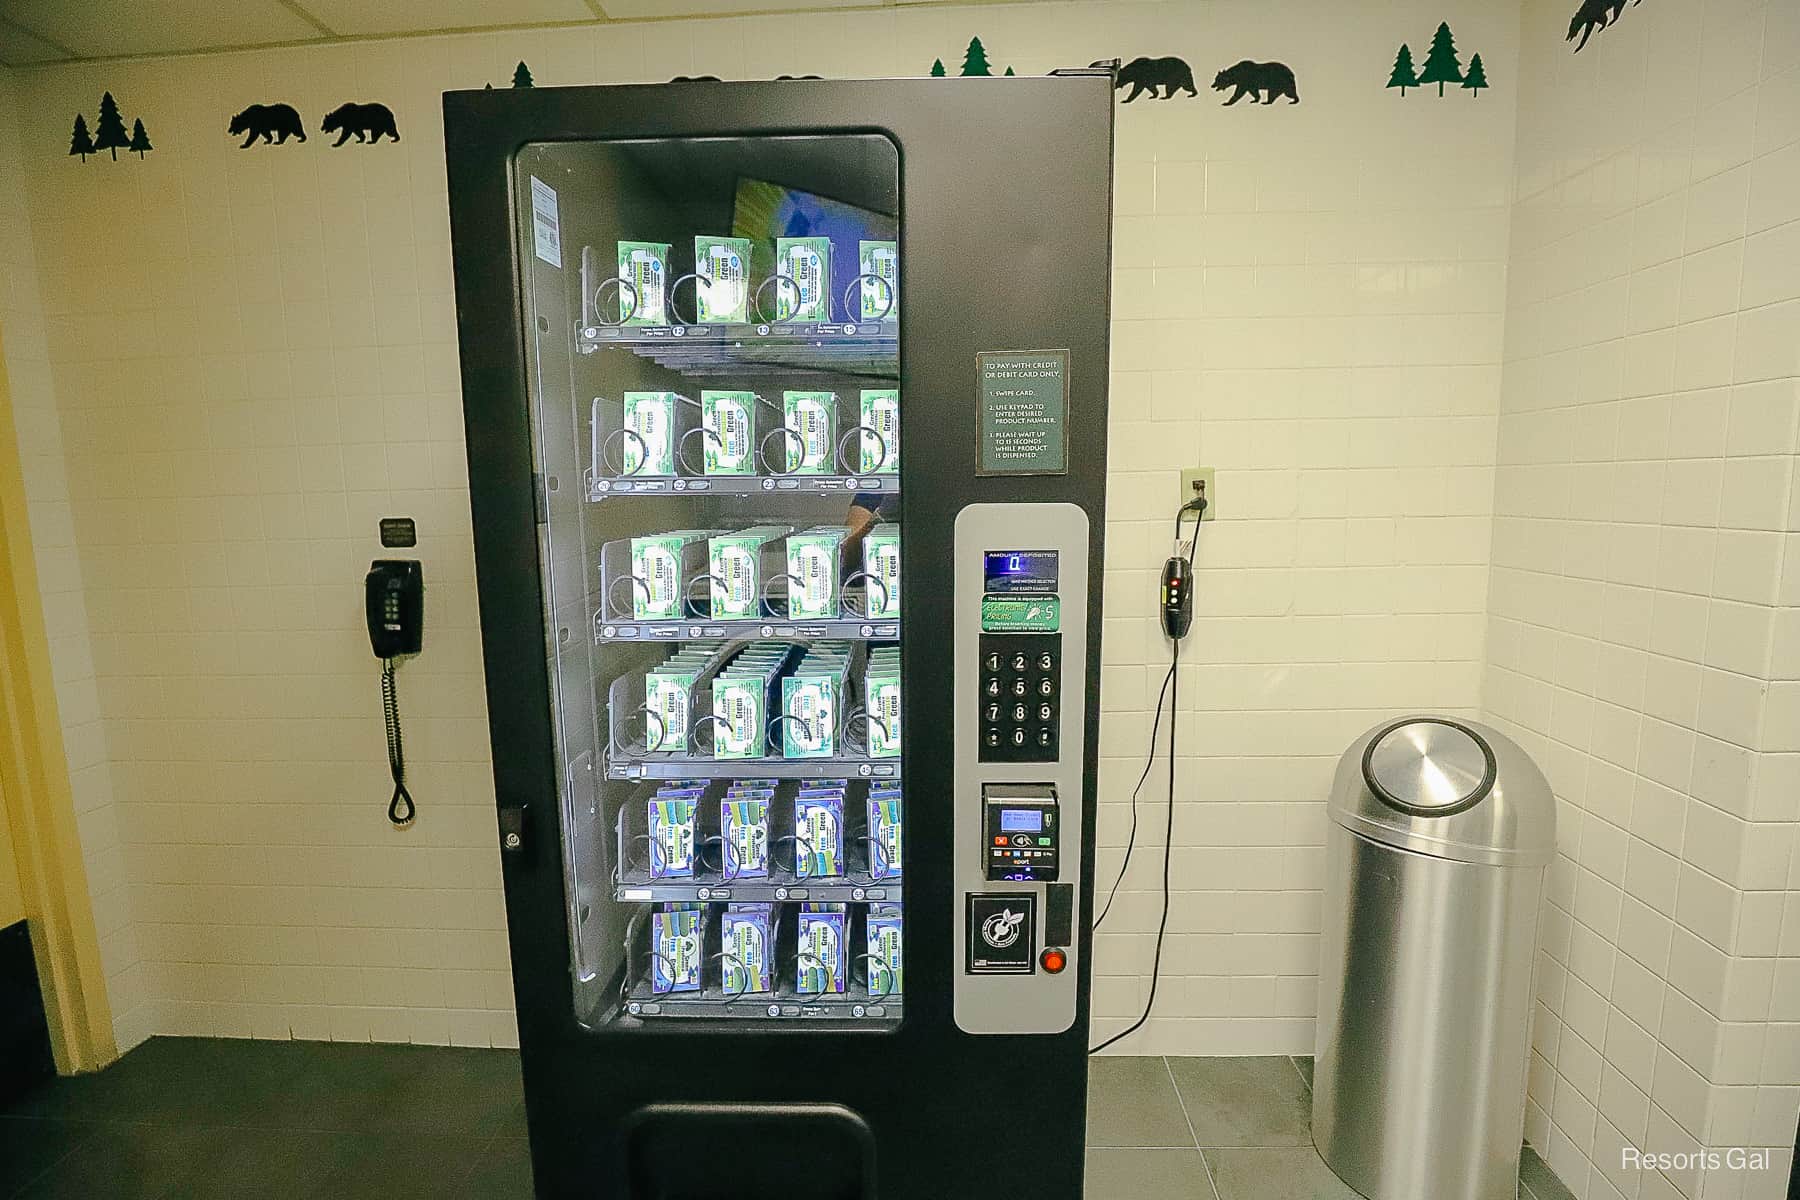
(1040, 948, 1067, 974)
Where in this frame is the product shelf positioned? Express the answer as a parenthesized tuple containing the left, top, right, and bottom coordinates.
(623, 980, 901, 1022)
(595, 614, 899, 645)
(589, 472, 897, 501)
(577, 320, 897, 379)
(605, 753, 899, 783)
(613, 875, 901, 905)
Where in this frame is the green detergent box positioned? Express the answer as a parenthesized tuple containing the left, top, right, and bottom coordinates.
(622, 391, 679, 476)
(866, 903, 903, 995)
(694, 235, 753, 324)
(707, 526, 789, 620)
(617, 241, 670, 325)
(859, 240, 899, 321)
(782, 661, 846, 758)
(865, 648, 901, 758)
(775, 236, 832, 322)
(781, 391, 837, 475)
(629, 530, 710, 620)
(859, 388, 899, 474)
(645, 664, 702, 751)
(700, 390, 757, 476)
(862, 524, 900, 619)
(712, 672, 770, 759)
(786, 527, 848, 619)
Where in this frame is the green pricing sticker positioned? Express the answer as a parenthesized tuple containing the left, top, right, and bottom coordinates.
(981, 595, 1060, 632)
(977, 349, 1069, 476)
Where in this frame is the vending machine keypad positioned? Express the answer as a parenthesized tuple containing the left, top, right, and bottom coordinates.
(978, 633, 1060, 761)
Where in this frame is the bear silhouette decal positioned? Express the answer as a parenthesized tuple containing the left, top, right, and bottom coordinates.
(1213, 60, 1300, 105)
(1568, 0, 1640, 52)
(1092, 56, 1197, 102)
(321, 102, 399, 146)
(229, 103, 306, 148)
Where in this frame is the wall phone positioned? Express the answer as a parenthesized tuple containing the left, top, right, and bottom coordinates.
(366, 560, 423, 825)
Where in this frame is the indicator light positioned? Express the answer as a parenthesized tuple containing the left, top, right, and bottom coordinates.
(1040, 948, 1067, 974)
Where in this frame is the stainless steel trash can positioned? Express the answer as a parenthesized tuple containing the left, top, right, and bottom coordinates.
(1313, 716, 1554, 1200)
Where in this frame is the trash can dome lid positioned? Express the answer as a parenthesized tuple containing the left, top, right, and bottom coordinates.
(1330, 716, 1556, 866)
(1365, 720, 1494, 815)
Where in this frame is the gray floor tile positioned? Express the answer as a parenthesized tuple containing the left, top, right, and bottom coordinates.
(1204, 1148, 1362, 1200)
(1086, 1148, 1218, 1200)
(1520, 1145, 1576, 1200)
(0, 1118, 99, 1198)
(1290, 1056, 1313, 1090)
(1086, 1057, 1196, 1148)
(1168, 1057, 1313, 1147)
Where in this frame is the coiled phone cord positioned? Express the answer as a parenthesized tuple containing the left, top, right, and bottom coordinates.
(383, 658, 416, 826)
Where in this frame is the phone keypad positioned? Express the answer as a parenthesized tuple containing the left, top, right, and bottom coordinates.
(978, 633, 1061, 762)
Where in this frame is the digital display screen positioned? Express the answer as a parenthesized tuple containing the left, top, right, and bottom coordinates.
(984, 550, 1059, 594)
(1000, 809, 1044, 833)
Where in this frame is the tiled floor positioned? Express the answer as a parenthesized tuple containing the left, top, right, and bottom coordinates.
(0, 1039, 1572, 1199)
(1085, 1055, 1574, 1200)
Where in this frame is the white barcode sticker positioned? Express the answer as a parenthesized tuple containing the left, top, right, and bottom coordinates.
(529, 176, 561, 268)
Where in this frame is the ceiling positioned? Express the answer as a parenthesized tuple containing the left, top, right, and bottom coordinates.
(0, 0, 1034, 66)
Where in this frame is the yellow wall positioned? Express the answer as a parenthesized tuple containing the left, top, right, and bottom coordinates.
(0, 786, 21, 927)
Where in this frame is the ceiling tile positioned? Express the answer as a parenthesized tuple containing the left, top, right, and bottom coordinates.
(0, 0, 326, 59)
(0, 15, 72, 64)
(600, 0, 883, 17)
(299, 0, 601, 38)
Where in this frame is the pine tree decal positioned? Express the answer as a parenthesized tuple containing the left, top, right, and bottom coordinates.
(930, 58, 946, 77)
(92, 92, 130, 160)
(1418, 22, 1463, 96)
(1387, 44, 1419, 96)
(512, 61, 533, 88)
(960, 37, 992, 77)
(69, 113, 95, 161)
(1462, 53, 1489, 96)
(1004, 66, 1016, 76)
(128, 118, 152, 157)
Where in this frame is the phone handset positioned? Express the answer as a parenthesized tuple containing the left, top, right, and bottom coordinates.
(365, 561, 424, 826)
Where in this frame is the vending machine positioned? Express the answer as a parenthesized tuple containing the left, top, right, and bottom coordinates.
(444, 74, 1114, 1199)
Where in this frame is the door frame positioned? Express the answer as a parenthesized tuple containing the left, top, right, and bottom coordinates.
(0, 318, 117, 1073)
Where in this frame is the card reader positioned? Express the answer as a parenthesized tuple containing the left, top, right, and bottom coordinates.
(982, 783, 1059, 881)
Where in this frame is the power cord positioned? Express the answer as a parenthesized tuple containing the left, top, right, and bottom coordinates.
(383, 658, 416, 826)
(1090, 491, 1206, 1056)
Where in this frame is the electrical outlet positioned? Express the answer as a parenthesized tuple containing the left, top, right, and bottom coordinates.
(1179, 468, 1215, 519)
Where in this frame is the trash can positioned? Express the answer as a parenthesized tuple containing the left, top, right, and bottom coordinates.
(1313, 716, 1554, 1200)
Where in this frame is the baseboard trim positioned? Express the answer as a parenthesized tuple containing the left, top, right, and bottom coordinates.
(0, 920, 55, 1102)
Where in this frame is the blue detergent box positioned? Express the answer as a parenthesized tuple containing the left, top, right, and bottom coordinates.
(648, 796, 698, 879)
(794, 793, 845, 878)
(866, 903, 903, 997)
(650, 903, 702, 994)
(721, 903, 774, 995)
(796, 903, 848, 995)
(866, 793, 902, 879)
(721, 797, 770, 878)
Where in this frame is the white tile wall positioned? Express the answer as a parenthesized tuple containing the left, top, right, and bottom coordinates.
(2, 0, 1530, 1057)
(1486, 1, 1800, 1196)
(0, 65, 142, 1047)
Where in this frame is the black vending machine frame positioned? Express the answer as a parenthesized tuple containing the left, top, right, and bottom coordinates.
(444, 76, 1114, 1200)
